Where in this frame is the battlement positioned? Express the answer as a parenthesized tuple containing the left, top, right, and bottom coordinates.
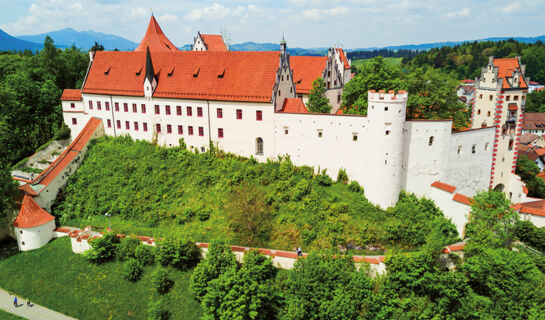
(368, 90, 408, 102)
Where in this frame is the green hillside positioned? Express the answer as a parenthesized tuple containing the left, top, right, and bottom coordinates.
(53, 136, 458, 252)
(351, 57, 402, 70)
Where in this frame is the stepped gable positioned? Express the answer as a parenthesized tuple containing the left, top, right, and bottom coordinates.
(134, 15, 179, 52)
(83, 51, 280, 102)
(61, 89, 82, 101)
(336, 48, 350, 69)
(280, 98, 308, 113)
(201, 34, 228, 51)
(493, 57, 528, 89)
(290, 56, 328, 94)
(13, 195, 55, 228)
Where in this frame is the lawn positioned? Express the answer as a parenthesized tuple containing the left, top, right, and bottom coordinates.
(0, 237, 202, 320)
(0, 309, 25, 320)
(351, 57, 403, 70)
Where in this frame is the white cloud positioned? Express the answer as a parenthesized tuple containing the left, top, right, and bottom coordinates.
(447, 7, 470, 18)
(159, 13, 178, 22)
(503, 2, 522, 13)
(184, 3, 243, 22)
(302, 6, 349, 20)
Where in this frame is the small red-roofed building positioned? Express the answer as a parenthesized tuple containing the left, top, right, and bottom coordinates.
(13, 195, 56, 251)
(513, 199, 545, 227)
(192, 32, 228, 51)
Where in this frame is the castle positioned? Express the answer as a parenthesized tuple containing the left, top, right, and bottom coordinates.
(12, 15, 545, 251)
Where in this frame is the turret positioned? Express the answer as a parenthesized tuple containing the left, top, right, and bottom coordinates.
(363, 90, 408, 208)
(143, 47, 157, 98)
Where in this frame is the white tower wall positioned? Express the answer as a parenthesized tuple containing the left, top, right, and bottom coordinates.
(363, 90, 408, 208)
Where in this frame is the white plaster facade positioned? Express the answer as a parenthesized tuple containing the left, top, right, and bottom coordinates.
(14, 220, 55, 251)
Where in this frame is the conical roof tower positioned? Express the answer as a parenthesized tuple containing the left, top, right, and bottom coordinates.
(135, 14, 179, 52)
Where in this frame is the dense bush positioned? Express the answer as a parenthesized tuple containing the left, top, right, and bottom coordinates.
(156, 238, 201, 271)
(54, 122, 71, 140)
(86, 233, 120, 264)
(135, 244, 155, 265)
(147, 299, 171, 320)
(117, 237, 142, 261)
(515, 220, 545, 252)
(122, 258, 142, 282)
(152, 268, 174, 295)
(336, 168, 348, 184)
(347, 180, 362, 193)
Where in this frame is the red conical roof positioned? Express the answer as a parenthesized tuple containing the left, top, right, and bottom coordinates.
(135, 15, 179, 52)
(13, 195, 55, 229)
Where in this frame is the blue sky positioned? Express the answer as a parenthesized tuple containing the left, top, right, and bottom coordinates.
(0, 0, 543, 48)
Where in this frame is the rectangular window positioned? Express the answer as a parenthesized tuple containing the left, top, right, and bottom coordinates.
(97, 101, 102, 110)
(197, 107, 203, 117)
(188, 126, 194, 135)
(199, 126, 204, 136)
(70, 103, 75, 108)
(156, 123, 161, 133)
(72, 118, 77, 125)
(428, 136, 434, 146)
(256, 110, 263, 121)
(141, 104, 146, 113)
(167, 124, 172, 134)
(116, 120, 121, 129)
(176, 106, 182, 116)
(508, 139, 514, 150)
(218, 128, 224, 138)
(125, 121, 130, 130)
(143, 122, 148, 132)
(217, 108, 223, 118)
(457, 146, 462, 154)
(236, 109, 242, 120)
(472, 145, 476, 154)
(165, 105, 171, 115)
(506, 95, 510, 101)
(134, 122, 139, 131)
(514, 95, 519, 101)
(133, 103, 137, 113)
(187, 106, 192, 116)
(105, 102, 110, 111)
(124, 103, 128, 112)
(107, 119, 111, 128)
(89, 100, 93, 109)
(115, 102, 119, 112)
(178, 125, 183, 135)
(155, 105, 160, 115)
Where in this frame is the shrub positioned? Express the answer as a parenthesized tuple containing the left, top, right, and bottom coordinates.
(292, 179, 311, 201)
(156, 238, 201, 271)
(336, 168, 348, 184)
(148, 299, 171, 320)
(152, 268, 174, 295)
(316, 170, 333, 186)
(348, 181, 362, 193)
(86, 233, 120, 264)
(117, 237, 142, 261)
(135, 244, 155, 265)
(197, 208, 211, 222)
(54, 122, 71, 140)
(122, 258, 142, 281)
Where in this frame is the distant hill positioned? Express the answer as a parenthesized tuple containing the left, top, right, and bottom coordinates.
(0, 29, 42, 52)
(18, 28, 138, 51)
(179, 41, 327, 56)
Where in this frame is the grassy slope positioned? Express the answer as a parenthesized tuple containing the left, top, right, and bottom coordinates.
(0, 310, 25, 320)
(0, 237, 201, 320)
(352, 57, 402, 70)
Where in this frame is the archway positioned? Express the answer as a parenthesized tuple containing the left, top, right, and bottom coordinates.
(255, 137, 263, 155)
(494, 183, 505, 192)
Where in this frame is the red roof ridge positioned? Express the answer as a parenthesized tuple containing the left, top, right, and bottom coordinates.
(13, 195, 55, 228)
(135, 15, 179, 53)
(431, 181, 457, 193)
(336, 48, 350, 69)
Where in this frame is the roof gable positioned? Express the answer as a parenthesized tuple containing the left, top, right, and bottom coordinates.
(280, 98, 308, 113)
(493, 57, 528, 89)
(135, 15, 179, 53)
(290, 56, 327, 94)
(61, 89, 82, 101)
(13, 195, 55, 228)
(201, 34, 228, 51)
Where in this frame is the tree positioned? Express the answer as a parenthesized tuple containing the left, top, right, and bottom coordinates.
(307, 78, 331, 113)
(201, 250, 278, 320)
(122, 258, 142, 281)
(156, 238, 201, 271)
(0, 162, 17, 220)
(225, 183, 271, 246)
(516, 154, 545, 198)
(524, 89, 545, 113)
(86, 233, 120, 263)
(152, 268, 174, 295)
(90, 42, 105, 52)
(190, 241, 238, 302)
(116, 237, 142, 261)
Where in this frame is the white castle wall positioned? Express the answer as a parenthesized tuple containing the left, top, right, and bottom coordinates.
(364, 91, 407, 208)
(14, 220, 55, 251)
(445, 127, 495, 197)
(428, 187, 470, 237)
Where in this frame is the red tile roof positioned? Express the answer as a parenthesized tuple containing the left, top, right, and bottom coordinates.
(461, 79, 475, 83)
(493, 58, 528, 89)
(522, 185, 528, 195)
(442, 242, 466, 253)
(537, 172, 545, 180)
(431, 181, 456, 193)
(280, 98, 308, 113)
(336, 48, 350, 69)
(290, 56, 327, 94)
(13, 195, 55, 228)
(18, 184, 37, 196)
(519, 200, 545, 217)
(508, 103, 518, 111)
(201, 34, 228, 51)
(83, 51, 280, 103)
(536, 148, 545, 157)
(335, 108, 344, 115)
(61, 89, 82, 101)
(522, 113, 545, 131)
(134, 15, 179, 53)
(453, 193, 472, 205)
(32, 117, 102, 188)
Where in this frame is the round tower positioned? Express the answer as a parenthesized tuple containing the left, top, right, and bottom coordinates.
(363, 90, 408, 208)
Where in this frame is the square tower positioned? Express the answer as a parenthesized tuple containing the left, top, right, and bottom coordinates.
(472, 56, 529, 196)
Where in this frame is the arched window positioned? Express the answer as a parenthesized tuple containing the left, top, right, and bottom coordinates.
(256, 137, 264, 155)
(494, 184, 505, 192)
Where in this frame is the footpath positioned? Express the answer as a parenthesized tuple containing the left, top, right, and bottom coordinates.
(0, 288, 77, 320)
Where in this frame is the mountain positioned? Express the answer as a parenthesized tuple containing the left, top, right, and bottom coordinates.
(18, 28, 138, 50)
(0, 29, 42, 52)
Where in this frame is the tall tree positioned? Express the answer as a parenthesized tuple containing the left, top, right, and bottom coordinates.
(0, 162, 17, 220)
(307, 77, 331, 113)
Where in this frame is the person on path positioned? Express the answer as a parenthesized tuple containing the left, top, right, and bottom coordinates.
(27, 299, 33, 307)
(296, 247, 303, 256)
(13, 296, 18, 307)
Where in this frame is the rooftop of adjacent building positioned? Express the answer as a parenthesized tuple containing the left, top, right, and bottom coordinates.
(199, 33, 228, 51)
(492, 57, 528, 89)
